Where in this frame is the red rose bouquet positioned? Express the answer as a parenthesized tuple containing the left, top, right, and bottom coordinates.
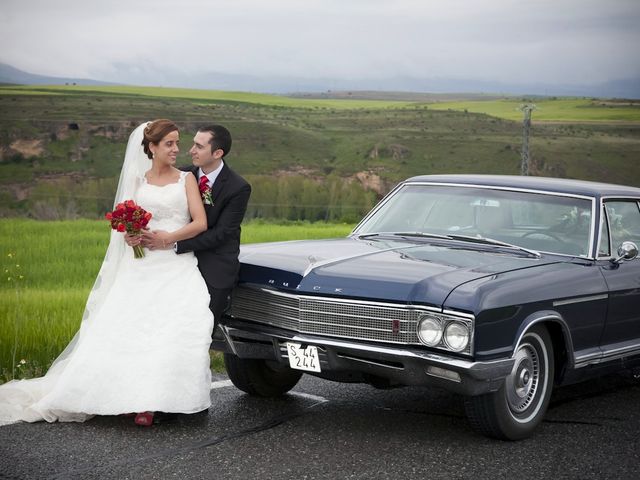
(105, 200, 152, 258)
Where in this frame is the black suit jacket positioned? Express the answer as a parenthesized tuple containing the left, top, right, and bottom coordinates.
(176, 164, 251, 289)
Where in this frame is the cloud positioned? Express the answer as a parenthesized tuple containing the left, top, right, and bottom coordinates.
(1, 0, 639, 88)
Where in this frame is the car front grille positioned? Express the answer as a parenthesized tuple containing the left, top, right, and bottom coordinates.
(230, 286, 426, 345)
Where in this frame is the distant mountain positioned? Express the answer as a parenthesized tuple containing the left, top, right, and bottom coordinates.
(289, 76, 640, 100)
(104, 65, 640, 99)
(0, 63, 117, 86)
(1, 62, 638, 99)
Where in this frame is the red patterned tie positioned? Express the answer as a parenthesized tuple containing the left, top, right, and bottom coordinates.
(199, 175, 209, 193)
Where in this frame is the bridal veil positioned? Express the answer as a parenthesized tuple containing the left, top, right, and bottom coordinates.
(0, 122, 151, 422)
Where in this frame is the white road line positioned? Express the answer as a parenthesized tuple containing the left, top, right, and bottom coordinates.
(288, 391, 329, 403)
(212, 380, 328, 405)
(210, 379, 233, 389)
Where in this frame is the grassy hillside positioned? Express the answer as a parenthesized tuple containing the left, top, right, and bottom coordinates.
(1, 86, 639, 220)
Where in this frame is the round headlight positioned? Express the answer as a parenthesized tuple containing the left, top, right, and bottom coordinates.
(444, 322, 469, 352)
(417, 315, 443, 346)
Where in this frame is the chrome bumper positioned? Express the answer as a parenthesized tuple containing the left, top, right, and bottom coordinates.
(214, 320, 514, 396)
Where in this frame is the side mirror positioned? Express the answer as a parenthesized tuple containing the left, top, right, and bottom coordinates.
(611, 241, 639, 264)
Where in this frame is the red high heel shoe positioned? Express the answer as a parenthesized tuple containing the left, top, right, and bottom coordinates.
(134, 411, 154, 426)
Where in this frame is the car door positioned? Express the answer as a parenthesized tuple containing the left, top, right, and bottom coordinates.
(597, 199, 640, 354)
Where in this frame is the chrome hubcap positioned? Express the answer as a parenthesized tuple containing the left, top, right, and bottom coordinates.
(506, 343, 539, 414)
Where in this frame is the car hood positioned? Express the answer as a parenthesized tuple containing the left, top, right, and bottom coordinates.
(239, 237, 560, 306)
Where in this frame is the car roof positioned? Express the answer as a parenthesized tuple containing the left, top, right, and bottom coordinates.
(404, 174, 640, 198)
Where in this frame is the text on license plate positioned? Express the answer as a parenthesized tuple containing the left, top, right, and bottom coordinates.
(286, 342, 321, 372)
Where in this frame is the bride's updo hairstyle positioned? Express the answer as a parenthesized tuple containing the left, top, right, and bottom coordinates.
(142, 119, 179, 159)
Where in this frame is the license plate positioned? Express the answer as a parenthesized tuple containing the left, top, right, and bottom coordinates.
(286, 342, 321, 372)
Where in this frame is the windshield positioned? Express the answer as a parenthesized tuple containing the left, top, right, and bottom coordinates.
(355, 184, 594, 257)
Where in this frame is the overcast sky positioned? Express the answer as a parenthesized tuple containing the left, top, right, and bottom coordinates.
(1, 0, 639, 90)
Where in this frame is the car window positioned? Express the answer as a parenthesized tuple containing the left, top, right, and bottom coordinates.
(604, 200, 640, 248)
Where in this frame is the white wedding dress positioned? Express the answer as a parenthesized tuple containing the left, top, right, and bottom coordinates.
(0, 127, 214, 424)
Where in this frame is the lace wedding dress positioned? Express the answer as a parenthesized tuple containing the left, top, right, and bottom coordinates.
(0, 127, 214, 423)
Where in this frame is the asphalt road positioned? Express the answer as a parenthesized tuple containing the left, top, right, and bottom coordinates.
(1, 371, 639, 480)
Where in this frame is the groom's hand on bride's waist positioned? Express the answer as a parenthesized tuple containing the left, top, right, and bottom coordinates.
(141, 230, 173, 250)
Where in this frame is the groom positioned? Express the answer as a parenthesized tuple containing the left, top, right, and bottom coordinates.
(144, 125, 251, 334)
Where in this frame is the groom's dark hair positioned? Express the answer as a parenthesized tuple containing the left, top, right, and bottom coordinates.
(199, 125, 232, 158)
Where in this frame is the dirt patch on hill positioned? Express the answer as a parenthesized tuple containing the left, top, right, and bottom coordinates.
(367, 144, 410, 161)
(273, 166, 391, 195)
(4, 184, 31, 201)
(274, 166, 324, 181)
(88, 122, 133, 139)
(354, 171, 387, 195)
(9, 139, 44, 158)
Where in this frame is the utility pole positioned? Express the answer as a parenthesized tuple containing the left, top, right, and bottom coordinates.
(519, 103, 536, 176)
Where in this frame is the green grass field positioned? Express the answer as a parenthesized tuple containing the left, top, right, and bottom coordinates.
(0, 85, 414, 110)
(0, 219, 354, 382)
(424, 98, 640, 122)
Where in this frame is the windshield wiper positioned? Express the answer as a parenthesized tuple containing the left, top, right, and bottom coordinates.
(446, 234, 540, 257)
(358, 232, 540, 257)
(393, 232, 452, 240)
(357, 232, 450, 240)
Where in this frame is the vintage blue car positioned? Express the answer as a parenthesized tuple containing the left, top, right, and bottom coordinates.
(215, 174, 640, 440)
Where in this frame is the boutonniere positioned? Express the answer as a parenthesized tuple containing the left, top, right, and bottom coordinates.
(201, 186, 214, 206)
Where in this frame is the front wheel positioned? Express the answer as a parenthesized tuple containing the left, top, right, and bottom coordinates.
(464, 325, 555, 440)
(224, 353, 302, 397)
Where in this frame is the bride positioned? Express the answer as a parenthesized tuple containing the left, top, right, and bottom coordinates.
(0, 120, 214, 426)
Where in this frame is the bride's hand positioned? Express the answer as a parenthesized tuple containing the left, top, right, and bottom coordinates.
(123, 232, 142, 247)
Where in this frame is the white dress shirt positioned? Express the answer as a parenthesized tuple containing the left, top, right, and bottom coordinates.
(198, 160, 224, 189)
